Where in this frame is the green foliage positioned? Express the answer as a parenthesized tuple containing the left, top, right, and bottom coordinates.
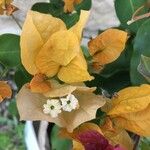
(81, 46, 92, 60)
(0, 34, 20, 67)
(115, 0, 148, 33)
(51, 125, 72, 150)
(75, 0, 92, 11)
(14, 65, 32, 89)
(86, 71, 131, 95)
(138, 137, 150, 150)
(32, 0, 91, 29)
(8, 100, 19, 117)
(131, 19, 150, 85)
(0, 134, 11, 150)
(137, 55, 150, 83)
(0, 34, 31, 89)
(0, 116, 25, 150)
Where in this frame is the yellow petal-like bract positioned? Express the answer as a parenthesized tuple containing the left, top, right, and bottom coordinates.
(21, 11, 66, 75)
(70, 10, 90, 41)
(57, 50, 94, 83)
(103, 84, 150, 136)
(21, 10, 93, 83)
(88, 29, 128, 66)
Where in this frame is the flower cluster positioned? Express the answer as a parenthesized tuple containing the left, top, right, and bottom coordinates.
(43, 94, 79, 118)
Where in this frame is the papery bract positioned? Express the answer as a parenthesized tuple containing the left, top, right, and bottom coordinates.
(17, 81, 105, 132)
(21, 10, 93, 83)
(88, 29, 127, 71)
(29, 73, 51, 94)
(64, 0, 82, 12)
(102, 84, 150, 136)
(0, 81, 12, 102)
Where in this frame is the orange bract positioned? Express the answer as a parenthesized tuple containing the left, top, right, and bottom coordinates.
(0, 81, 12, 102)
(0, 0, 18, 15)
(88, 29, 128, 67)
(64, 0, 82, 12)
(29, 73, 51, 94)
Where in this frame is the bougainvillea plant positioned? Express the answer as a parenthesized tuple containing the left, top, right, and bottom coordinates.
(0, 0, 150, 150)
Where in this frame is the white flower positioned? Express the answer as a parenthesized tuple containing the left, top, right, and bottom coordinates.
(60, 94, 79, 112)
(43, 99, 62, 118)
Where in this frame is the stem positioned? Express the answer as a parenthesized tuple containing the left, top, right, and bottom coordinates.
(127, 12, 150, 25)
(132, 5, 145, 19)
(0, 68, 8, 80)
(133, 135, 140, 150)
(127, 3, 150, 25)
(11, 14, 22, 29)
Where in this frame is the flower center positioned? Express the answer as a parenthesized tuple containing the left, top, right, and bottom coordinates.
(50, 105, 55, 110)
(67, 100, 71, 104)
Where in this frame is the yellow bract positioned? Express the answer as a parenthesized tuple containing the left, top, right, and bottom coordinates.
(0, 0, 12, 7)
(21, 11, 66, 75)
(0, 81, 12, 102)
(64, 0, 82, 12)
(102, 84, 150, 136)
(70, 9, 89, 40)
(21, 10, 93, 83)
(88, 29, 128, 66)
(73, 140, 84, 150)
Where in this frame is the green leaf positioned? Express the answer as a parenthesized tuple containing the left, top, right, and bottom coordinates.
(75, 0, 92, 11)
(137, 55, 150, 83)
(86, 71, 131, 95)
(0, 34, 20, 67)
(0, 124, 25, 150)
(14, 65, 32, 90)
(100, 41, 133, 78)
(131, 19, 150, 85)
(81, 46, 92, 60)
(8, 100, 19, 117)
(0, 34, 31, 89)
(115, 0, 148, 33)
(138, 137, 150, 150)
(0, 133, 11, 149)
(51, 125, 72, 150)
